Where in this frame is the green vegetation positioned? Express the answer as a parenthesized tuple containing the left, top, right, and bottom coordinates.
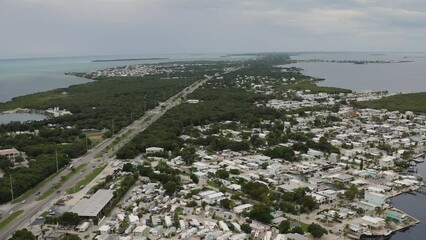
(103, 175, 137, 216)
(278, 188, 318, 214)
(241, 223, 252, 234)
(307, 223, 328, 238)
(138, 162, 181, 196)
(10, 228, 35, 240)
(242, 181, 270, 201)
(0, 210, 24, 230)
(0, 61, 225, 203)
(247, 204, 273, 224)
(277, 81, 352, 94)
(45, 212, 80, 226)
(66, 164, 107, 194)
(37, 163, 88, 200)
(0, 154, 69, 203)
(354, 92, 426, 113)
(11, 165, 66, 204)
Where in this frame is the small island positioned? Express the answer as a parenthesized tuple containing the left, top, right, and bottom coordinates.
(91, 57, 169, 62)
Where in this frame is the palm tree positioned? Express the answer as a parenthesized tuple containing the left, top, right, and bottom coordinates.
(375, 207, 384, 217)
(343, 224, 350, 240)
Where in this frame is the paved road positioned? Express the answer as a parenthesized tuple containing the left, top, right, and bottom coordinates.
(0, 73, 217, 239)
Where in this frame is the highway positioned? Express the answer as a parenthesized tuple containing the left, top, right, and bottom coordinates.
(0, 74, 215, 239)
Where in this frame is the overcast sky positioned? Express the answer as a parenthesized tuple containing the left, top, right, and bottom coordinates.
(1, 0, 425, 59)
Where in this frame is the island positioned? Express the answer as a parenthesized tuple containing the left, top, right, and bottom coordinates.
(91, 57, 169, 62)
(1, 53, 425, 240)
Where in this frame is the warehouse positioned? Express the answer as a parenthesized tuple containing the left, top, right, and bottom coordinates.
(70, 189, 114, 218)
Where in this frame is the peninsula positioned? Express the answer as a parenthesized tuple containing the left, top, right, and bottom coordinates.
(1, 54, 425, 240)
(91, 57, 169, 62)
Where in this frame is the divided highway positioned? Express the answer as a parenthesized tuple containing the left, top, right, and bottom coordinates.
(0, 74, 215, 239)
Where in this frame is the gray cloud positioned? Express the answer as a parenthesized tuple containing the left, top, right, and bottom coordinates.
(0, 0, 425, 58)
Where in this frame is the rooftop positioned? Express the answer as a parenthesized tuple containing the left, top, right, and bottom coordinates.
(70, 189, 114, 217)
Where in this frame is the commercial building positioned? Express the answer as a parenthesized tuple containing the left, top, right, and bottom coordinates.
(70, 190, 114, 218)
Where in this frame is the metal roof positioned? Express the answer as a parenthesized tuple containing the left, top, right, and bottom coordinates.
(70, 189, 114, 217)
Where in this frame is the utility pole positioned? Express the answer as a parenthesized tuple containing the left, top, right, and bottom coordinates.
(85, 132, 89, 151)
(10, 175, 14, 202)
(56, 149, 59, 172)
(112, 119, 115, 135)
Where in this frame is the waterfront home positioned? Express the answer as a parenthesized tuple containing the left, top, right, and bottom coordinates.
(361, 216, 385, 229)
(384, 210, 407, 223)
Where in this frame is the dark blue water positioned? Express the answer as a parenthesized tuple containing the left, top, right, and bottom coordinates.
(388, 159, 426, 240)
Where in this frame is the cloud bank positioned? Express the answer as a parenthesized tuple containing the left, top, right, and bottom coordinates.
(1, 0, 425, 58)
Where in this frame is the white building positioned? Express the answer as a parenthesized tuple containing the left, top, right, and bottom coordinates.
(379, 156, 395, 168)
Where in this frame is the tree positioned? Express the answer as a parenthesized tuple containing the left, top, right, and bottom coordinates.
(11, 229, 36, 240)
(307, 223, 328, 238)
(241, 223, 252, 234)
(290, 226, 305, 234)
(344, 184, 359, 200)
(164, 181, 178, 196)
(242, 181, 269, 201)
(279, 220, 291, 234)
(215, 169, 229, 179)
(122, 163, 134, 172)
(59, 212, 80, 226)
(0, 155, 12, 170)
(248, 204, 273, 224)
(190, 174, 199, 184)
(220, 198, 234, 210)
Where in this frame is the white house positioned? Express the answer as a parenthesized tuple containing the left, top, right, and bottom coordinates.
(379, 156, 395, 168)
(146, 147, 165, 154)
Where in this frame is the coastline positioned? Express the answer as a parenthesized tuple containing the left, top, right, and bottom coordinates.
(0, 55, 426, 239)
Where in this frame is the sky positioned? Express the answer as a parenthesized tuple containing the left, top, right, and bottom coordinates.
(1, 0, 426, 59)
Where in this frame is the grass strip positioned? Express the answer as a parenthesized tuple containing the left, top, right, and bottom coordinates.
(66, 164, 107, 194)
(0, 210, 24, 230)
(36, 163, 88, 201)
(11, 166, 66, 204)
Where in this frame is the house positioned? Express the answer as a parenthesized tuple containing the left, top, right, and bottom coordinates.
(361, 216, 385, 228)
(316, 190, 338, 203)
(233, 204, 253, 214)
(307, 149, 322, 157)
(333, 174, 354, 183)
(384, 210, 407, 223)
(133, 225, 149, 237)
(359, 191, 387, 211)
(0, 148, 20, 161)
(310, 193, 328, 204)
(203, 192, 225, 204)
(146, 147, 165, 154)
(187, 99, 200, 104)
(380, 156, 395, 168)
(98, 225, 111, 235)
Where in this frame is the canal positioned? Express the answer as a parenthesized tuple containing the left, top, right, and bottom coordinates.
(388, 157, 426, 240)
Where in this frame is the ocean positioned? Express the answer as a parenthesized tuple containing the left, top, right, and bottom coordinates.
(288, 52, 426, 93)
(0, 53, 242, 103)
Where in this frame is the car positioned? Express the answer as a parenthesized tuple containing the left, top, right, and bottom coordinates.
(21, 200, 26, 204)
